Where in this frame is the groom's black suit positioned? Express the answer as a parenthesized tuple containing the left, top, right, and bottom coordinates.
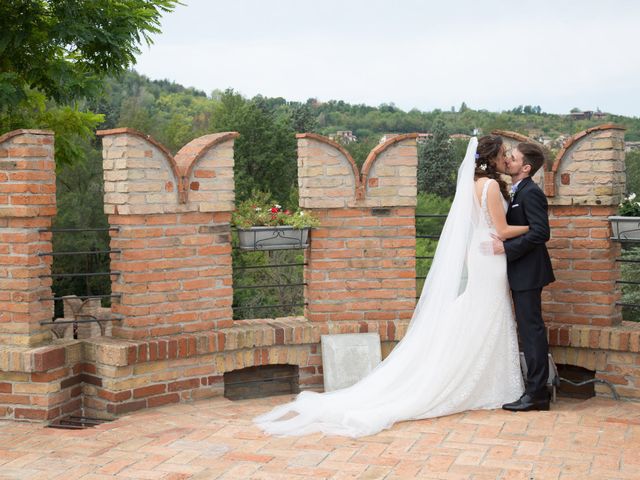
(504, 176, 555, 397)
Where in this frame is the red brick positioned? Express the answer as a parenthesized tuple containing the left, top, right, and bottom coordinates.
(127, 346, 137, 365)
(32, 347, 65, 372)
(168, 340, 178, 358)
(168, 379, 200, 392)
(147, 393, 180, 408)
(31, 368, 69, 383)
(61, 398, 82, 415)
(137, 343, 148, 362)
(97, 389, 132, 402)
(133, 384, 166, 399)
(14, 408, 47, 420)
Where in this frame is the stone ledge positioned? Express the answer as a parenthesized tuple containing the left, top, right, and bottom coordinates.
(0, 340, 81, 373)
(548, 321, 640, 352)
(86, 317, 321, 367)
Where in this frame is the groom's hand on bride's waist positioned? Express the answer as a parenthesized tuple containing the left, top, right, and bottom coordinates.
(480, 234, 505, 255)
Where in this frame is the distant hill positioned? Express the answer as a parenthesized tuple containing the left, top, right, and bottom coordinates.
(94, 70, 640, 150)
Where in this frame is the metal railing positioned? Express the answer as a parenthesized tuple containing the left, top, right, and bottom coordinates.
(415, 213, 447, 298)
(38, 227, 122, 338)
(232, 230, 307, 320)
(616, 243, 640, 321)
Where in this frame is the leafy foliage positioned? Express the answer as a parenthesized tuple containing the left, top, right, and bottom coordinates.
(625, 150, 640, 196)
(618, 193, 640, 216)
(620, 246, 640, 322)
(209, 90, 298, 203)
(0, 1, 180, 166)
(0, 0, 180, 106)
(418, 121, 457, 197)
(51, 144, 111, 317)
(231, 191, 320, 229)
(232, 249, 305, 320)
(415, 193, 452, 296)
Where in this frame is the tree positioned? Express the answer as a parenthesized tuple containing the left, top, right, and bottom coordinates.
(209, 90, 298, 203)
(418, 121, 458, 198)
(0, 0, 180, 165)
(0, 0, 179, 106)
(625, 150, 640, 195)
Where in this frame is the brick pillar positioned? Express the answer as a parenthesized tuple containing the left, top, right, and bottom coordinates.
(0, 129, 56, 346)
(97, 129, 238, 339)
(542, 125, 625, 326)
(297, 133, 417, 339)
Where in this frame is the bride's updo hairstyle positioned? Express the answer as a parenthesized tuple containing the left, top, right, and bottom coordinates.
(475, 135, 509, 201)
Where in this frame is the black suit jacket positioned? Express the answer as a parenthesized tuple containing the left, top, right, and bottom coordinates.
(504, 177, 555, 291)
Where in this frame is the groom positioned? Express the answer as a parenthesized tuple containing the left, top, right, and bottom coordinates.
(492, 142, 555, 411)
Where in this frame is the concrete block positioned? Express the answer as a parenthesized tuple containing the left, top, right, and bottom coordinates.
(320, 333, 381, 391)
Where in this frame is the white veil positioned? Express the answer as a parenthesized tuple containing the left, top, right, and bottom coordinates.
(408, 136, 479, 333)
(254, 138, 484, 438)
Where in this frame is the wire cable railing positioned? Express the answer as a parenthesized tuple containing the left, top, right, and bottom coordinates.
(37, 226, 121, 338)
(232, 229, 308, 320)
(415, 213, 447, 297)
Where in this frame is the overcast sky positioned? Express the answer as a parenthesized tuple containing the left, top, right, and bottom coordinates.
(134, 0, 640, 117)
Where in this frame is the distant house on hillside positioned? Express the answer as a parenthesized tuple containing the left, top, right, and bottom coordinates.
(450, 133, 471, 141)
(568, 110, 607, 120)
(380, 132, 471, 145)
(625, 141, 640, 152)
(329, 130, 357, 144)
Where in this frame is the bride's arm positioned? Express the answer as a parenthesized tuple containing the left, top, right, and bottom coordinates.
(486, 180, 529, 240)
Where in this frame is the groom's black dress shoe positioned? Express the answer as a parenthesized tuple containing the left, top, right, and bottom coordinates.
(502, 392, 550, 412)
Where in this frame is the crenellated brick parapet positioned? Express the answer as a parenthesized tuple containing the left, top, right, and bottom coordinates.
(2, 124, 638, 423)
(79, 317, 322, 417)
(297, 133, 418, 329)
(548, 322, 640, 400)
(547, 124, 626, 203)
(496, 126, 625, 327)
(0, 129, 56, 346)
(97, 129, 239, 339)
(545, 125, 625, 327)
(297, 133, 417, 208)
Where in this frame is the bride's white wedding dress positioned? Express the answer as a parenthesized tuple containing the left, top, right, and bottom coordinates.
(254, 138, 524, 438)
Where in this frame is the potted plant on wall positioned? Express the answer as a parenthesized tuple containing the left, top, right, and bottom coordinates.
(232, 192, 320, 250)
(610, 193, 640, 242)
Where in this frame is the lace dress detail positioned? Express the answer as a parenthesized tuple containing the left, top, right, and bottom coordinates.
(254, 178, 524, 438)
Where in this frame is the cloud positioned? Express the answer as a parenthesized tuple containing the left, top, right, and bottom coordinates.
(135, 0, 640, 116)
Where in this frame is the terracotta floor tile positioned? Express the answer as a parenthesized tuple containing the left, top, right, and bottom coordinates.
(0, 397, 636, 479)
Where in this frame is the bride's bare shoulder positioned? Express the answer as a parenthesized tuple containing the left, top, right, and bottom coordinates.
(474, 177, 495, 192)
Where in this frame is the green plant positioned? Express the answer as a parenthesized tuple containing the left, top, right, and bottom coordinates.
(231, 191, 320, 229)
(618, 193, 640, 216)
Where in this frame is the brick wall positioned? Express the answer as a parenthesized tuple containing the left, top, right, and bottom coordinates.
(546, 126, 625, 327)
(549, 323, 640, 399)
(97, 129, 237, 339)
(0, 129, 56, 347)
(2, 124, 640, 423)
(298, 133, 417, 339)
(0, 341, 83, 421)
(497, 126, 625, 327)
(80, 318, 321, 417)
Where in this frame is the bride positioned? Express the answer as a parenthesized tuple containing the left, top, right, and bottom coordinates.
(255, 136, 527, 438)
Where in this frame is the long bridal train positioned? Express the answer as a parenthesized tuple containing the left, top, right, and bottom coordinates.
(254, 138, 524, 438)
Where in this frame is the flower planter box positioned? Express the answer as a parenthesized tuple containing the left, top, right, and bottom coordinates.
(236, 226, 310, 250)
(609, 216, 640, 242)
